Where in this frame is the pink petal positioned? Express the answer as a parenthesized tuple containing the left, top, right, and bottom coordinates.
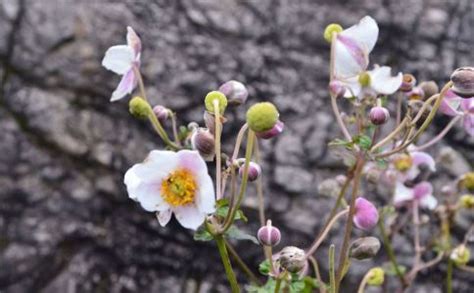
(110, 69, 137, 102)
(463, 114, 474, 136)
(413, 181, 433, 200)
(127, 26, 142, 59)
(411, 151, 436, 172)
(353, 197, 379, 231)
(177, 150, 208, 175)
(439, 90, 463, 116)
(460, 97, 474, 113)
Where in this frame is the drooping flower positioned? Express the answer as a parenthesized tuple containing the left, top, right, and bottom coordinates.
(393, 181, 437, 210)
(339, 66, 403, 98)
(353, 197, 379, 231)
(439, 90, 474, 136)
(390, 150, 436, 183)
(124, 150, 215, 230)
(102, 26, 142, 102)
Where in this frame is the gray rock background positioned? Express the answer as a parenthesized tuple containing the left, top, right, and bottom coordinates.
(0, 0, 473, 292)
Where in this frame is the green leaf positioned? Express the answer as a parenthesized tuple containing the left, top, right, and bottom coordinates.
(328, 138, 353, 149)
(215, 206, 248, 222)
(216, 198, 229, 208)
(289, 280, 306, 293)
(225, 225, 259, 244)
(193, 227, 213, 242)
(258, 260, 271, 276)
(353, 134, 372, 150)
(246, 278, 276, 293)
(383, 262, 407, 276)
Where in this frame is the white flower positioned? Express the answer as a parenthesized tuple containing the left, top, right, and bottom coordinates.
(102, 26, 142, 102)
(393, 181, 437, 210)
(124, 150, 215, 230)
(340, 66, 403, 98)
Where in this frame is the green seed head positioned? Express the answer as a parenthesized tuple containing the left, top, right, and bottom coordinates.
(205, 91, 228, 115)
(459, 194, 474, 209)
(246, 102, 279, 132)
(324, 23, 343, 43)
(129, 96, 152, 119)
(450, 245, 471, 267)
(358, 72, 371, 87)
(367, 267, 384, 286)
(462, 172, 474, 192)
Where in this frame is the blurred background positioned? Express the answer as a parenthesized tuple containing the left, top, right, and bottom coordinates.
(0, 0, 473, 292)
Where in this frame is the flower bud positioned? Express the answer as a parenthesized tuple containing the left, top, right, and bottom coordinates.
(419, 81, 439, 99)
(129, 96, 152, 119)
(255, 120, 284, 140)
(406, 87, 425, 100)
(366, 267, 384, 286)
(354, 197, 379, 231)
(399, 74, 416, 92)
(278, 246, 306, 273)
(152, 105, 170, 123)
(204, 91, 228, 114)
(350, 237, 381, 260)
(329, 80, 346, 98)
(239, 161, 261, 182)
(257, 220, 281, 247)
(246, 102, 279, 133)
(369, 106, 390, 125)
(450, 244, 471, 266)
(203, 111, 226, 134)
(218, 80, 248, 106)
(450, 67, 474, 98)
(324, 23, 343, 43)
(191, 128, 215, 161)
(459, 194, 474, 209)
(462, 172, 474, 192)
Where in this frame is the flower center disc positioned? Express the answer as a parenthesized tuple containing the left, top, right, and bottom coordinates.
(394, 155, 413, 172)
(161, 169, 197, 206)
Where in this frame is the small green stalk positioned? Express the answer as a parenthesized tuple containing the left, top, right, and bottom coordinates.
(329, 244, 336, 293)
(215, 234, 240, 293)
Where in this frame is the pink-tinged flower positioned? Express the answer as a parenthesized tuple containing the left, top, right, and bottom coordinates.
(102, 27, 142, 102)
(393, 181, 437, 210)
(391, 150, 436, 183)
(353, 197, 379, 231)
(339, 66, 403, 98)
(439, 90, 474, 136)
(124, 150, 215, 230)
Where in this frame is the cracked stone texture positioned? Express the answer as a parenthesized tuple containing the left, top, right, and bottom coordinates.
(0, 0, 473, 292)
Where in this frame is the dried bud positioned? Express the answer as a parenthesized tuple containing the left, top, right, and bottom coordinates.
(459, 195, 474, 209)
(191, 128, 215, 161)
(152, 105, 170, 123)
(406, 87, 425, 101)
(323, 23, 343, 43)
(255, 120, 284, 140)
(450, 67, 474, 98)
(354, 197, 379, 231)
(278, 246, 306, 273)
(203, 111, 226, 134)
(329, 80, 346, 98)
(419, 81, 439, 99)
(239, 161, 261, 182)
(204, 91, 228, 114)
(462, 172, 474, 192)
(129, 96, 152, 119)
(400, 74, 416, 92)
(218, 80, 248, 106)
(246, 102, 279, 133)
(450, 244, 471, 266)
(350, 237, 381, 260)
(257, 220, 281, 246)
(366, 267, 385, 286)
(369, 106, 390, 125)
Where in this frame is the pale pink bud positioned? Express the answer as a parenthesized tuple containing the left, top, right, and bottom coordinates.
(257, 220, 281, 246)
(329, 80, 346, 98)
(239, 161, 261, 182)
(450, 67, 474, 98)
(191, 128, 215, 161)
(255, 120, 284, 139)
(369, 106, 390, 125)
(152, 105, 170, 123)
(353, 197, 379, 231)
(218, 80, 248, 106)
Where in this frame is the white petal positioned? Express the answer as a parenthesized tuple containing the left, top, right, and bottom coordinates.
(144, 150, 180, 179)
(369, 66, 403, 95)
(340, 16, 379, 54)
(393, 182, 414, 206)
(173, 205, 206, 230)
(134, 181, 169, 212)
(419, 194, 437, 210)
(334, 37, 367, 79)
(156, 209, 172, 227)
(340, 76, 362, 98)
(124, 164, 141, 200)
(102, 45, 134, 74)
(110, 69, 137, 102)
(411, 151, 436, 172)
(127, 26, 142, 58)
(196, 174, 216, 214)
(177, 150, 208, 174)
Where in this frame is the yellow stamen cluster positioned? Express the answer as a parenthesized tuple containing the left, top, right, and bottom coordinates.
(393, 154, 413, 172)
(161, 169, 197, 206)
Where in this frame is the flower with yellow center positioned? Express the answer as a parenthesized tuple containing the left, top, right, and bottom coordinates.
(393, 154, 413, 172)
(124, 150, 215, 230)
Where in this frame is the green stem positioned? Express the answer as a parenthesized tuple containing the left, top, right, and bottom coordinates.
(225, 239, 261, 285)
(329, 244, 336, 293)
(274, 277, 283, 293)
(147, 111, 180, 150)
(447, 259, 453, 293)
(214, 100, 223, 200)
(215, 235, 240, 293)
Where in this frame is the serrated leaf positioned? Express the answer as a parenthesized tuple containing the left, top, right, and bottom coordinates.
(258, 260, 271, 276)
(328, 138, 353, 149)
(246, 278, 276, 293)
(216, 198, 229, 208)
(215, 206, 248, 222)
(193, 227, 213, 242)
(353, 134, 372, 150)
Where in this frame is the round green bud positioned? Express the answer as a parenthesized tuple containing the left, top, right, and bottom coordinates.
(366, 267, 384, 286)
(358, 72, 371, 87)
(462, 172, 474, 192)
(459, 195, 474, 209)
(246, 102, 279, 132)
(129, 96, 152, 119)
(450, 245, 471, 267)
(324, 23, 343, 43)
(204, 91, 228, 115)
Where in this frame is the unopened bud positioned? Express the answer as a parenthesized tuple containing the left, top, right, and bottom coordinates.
(257, 220, 281, 246)
(203, 111, 226, 134)
(279, 246, 306, 273)
(239, 161, 261, 182)
(350, 237, 381, 260)
(462, 172, 474, 192)
(366, 267, 384, 286)
(246, 102, 279, 133)
(329, 80, 346, 98)
(129, 96, 152, 119)
(459, 195, 474, 209)
(255, 120, 284, 140)
(218, 80, 248, 106)
(204, 91, 228, 114)
(191, 128, 215, 161)
(450, 244, 471, 266)
(419, 81, 439, 99)
(406, 87, 425, 100)
(369, 106, 390, 125)
(354, 197, 379, 231)
(324, 23, 343, 43)
(152, 105, 170, 123)
(450, 67, 474, 98)
(400, 74, 416, 92)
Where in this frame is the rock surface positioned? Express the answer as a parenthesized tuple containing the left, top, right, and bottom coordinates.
(0, 0, 473, 292)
